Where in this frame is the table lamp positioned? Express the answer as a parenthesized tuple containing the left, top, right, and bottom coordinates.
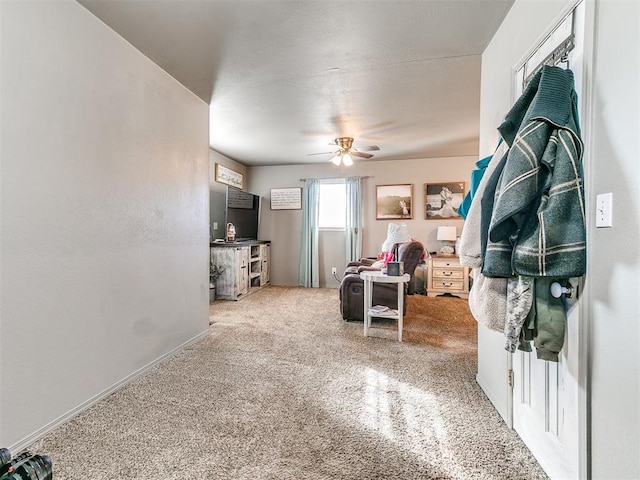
(437, 226, 457, 255)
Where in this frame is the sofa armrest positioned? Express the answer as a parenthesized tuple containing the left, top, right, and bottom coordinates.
(347, 257, 377, 268)
(357, 265, 381, 273)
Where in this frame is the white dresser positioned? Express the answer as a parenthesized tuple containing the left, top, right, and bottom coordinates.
(426, 255, 470, 299)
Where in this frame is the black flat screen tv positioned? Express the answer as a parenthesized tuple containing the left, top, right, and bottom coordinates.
(225, 187, 260, 241)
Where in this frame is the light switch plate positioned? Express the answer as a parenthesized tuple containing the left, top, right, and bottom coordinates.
(596, 193, 613, 228)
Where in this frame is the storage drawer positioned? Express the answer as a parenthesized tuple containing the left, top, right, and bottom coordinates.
(431, 257, 459, 268)
(432, 268, 464, 279)
(433, 280, 464, 291)
(427, 255, 469, 298)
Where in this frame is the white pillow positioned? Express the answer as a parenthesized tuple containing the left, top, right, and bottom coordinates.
(370, 260, 385, 269)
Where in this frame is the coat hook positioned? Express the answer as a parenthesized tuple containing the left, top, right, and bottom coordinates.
(550, 282, 573, 298)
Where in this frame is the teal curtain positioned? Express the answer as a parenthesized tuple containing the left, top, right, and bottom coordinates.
(345, 176, 363, 264)
(299, 179, 320, 288)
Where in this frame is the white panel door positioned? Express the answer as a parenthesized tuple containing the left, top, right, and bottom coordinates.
(511, 3, 586, 479)
(512, 279, 582, 479)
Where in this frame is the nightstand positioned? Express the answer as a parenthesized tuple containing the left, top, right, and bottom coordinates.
(427, 255, 470, 299)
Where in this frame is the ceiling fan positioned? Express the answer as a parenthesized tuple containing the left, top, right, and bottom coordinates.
(307, 137, 380, 166)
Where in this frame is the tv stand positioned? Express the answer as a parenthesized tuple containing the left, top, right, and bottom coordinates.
(210, 240, 270, 300)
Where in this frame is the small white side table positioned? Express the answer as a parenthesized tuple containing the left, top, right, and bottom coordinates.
(360, 271, 410, 342)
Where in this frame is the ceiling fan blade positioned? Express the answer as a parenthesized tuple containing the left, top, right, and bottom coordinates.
(307, 151, 337, 156)
(351, 151, 374, 159)
(354, 145, 380, 152)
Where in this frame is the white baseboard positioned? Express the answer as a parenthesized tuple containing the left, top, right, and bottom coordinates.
(476, 373, 509, 425)
(9, 329, 210, 453)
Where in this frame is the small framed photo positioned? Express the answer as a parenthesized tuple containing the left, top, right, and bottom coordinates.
(425, 182, 465, 219)
(270, 187, 302, 210)
(376, 184, 413, 220)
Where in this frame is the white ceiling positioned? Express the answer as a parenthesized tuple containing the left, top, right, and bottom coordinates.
(78, 0, 513, 167)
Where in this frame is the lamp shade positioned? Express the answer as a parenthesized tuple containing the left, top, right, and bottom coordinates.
(384, 222, 411, 246)
(437, 226, 457, 241)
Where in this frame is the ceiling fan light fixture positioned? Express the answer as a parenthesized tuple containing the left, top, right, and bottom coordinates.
(314, 137, 378, 166)
(336, 137, 354, 150)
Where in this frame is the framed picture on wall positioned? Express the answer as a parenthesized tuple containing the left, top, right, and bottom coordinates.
(270, 187, 302, 210)
(425, 182, 465, 219)
(215, 163, 244, 190)
(376, 184, 413, 220)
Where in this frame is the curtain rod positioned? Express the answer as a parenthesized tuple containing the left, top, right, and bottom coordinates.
(299, 175, 373, 181)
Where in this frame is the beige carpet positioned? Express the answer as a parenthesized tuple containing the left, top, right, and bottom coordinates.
(368, 293, 478, 353)
(32, 286, 547, 479)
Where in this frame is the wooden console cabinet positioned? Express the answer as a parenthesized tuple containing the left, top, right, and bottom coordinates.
(427, 254, 470, 299)
(211, 241, 270, 300)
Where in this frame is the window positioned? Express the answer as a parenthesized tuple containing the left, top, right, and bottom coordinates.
(318, 181, 345, 229)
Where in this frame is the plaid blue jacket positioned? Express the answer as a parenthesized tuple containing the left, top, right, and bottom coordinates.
(482, 66, 586, 278)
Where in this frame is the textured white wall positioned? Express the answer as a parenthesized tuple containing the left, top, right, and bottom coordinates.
(480, 0, 640, 477)
(587, 1, 639, 477)
(209, 150, 248, 241)
(248, 156, 477, 287)
(0, 0, 210, 448)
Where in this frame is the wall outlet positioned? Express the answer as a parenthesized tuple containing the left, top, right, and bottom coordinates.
(213, 222, 219, 230)
(596, 192, 613, 228)
(331, 267, 337, 275)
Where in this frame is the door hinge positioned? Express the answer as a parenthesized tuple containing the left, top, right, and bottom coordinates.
(508, 369, 514, 388)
